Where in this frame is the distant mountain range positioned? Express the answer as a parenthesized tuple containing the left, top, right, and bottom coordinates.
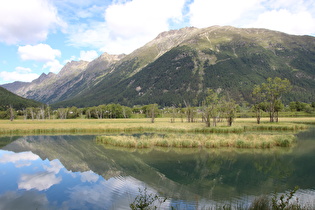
(2, 26, 315, 107)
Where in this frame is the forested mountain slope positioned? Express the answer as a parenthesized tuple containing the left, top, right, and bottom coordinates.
(3, 26, 315, 107)
(0, 87, 42, 110)
(56, 26, 315, 107)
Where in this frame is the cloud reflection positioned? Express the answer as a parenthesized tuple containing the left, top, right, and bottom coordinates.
(63, 176, 170, 209)
(0, 151, 39, 168)
(18, 172, 62, 191)
(18, 160, 63, 191)
(80, 170, 99, 183)
(0, 149, 170, 209)
(43, 159, 63, 174)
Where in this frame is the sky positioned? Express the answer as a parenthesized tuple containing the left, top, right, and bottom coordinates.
(0, 0, 315, 85)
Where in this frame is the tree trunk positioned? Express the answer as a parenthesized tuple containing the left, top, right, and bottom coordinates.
(256, 109, 261, 124)
(9, 105, 14, 121)
(275, 111, 279, 122)
(212, 117, 217, 127)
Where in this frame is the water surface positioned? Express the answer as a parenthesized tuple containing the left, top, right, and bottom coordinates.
(0, 129, 315, 209)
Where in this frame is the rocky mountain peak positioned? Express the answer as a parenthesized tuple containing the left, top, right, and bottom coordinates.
(32, 72, 50, 84)
(99, 52, 126, 63)
(155, 27, 198, 40)
(58, 60, 89, 77)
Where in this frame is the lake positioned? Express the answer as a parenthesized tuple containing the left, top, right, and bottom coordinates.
(0, 128, 315, 209)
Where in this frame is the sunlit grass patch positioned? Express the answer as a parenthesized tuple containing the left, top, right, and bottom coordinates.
(0, 117, 310, 135)
(96, 133, 297, 149)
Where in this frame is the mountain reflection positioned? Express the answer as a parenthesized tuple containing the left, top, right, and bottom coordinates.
(0, 132, 314, 209)
(0, 147, 166, 209)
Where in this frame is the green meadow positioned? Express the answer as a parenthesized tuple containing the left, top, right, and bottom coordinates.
(1, 117, 313, 149)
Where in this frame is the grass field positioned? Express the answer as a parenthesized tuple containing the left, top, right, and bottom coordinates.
(0, 117, 313, 149)
(0, 117, 312, 135)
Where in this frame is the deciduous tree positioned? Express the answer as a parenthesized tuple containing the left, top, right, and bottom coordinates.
(253, 77, 291, 123)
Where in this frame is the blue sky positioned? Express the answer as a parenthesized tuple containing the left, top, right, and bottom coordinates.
(0, 0, 315, 85)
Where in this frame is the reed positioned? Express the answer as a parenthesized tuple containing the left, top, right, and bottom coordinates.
(96, 133, 297, 149)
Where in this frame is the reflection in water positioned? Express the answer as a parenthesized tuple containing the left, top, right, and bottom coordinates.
(0, 149, 168, 210)
(0, 129, 314, 209)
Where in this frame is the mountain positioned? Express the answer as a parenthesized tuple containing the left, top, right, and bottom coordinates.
(0, 86, 42, 111)
(2, 26, 315, 107)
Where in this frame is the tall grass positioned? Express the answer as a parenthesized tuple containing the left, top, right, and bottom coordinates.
(0, 118, 309, 135)
(96, 133, 296, 149)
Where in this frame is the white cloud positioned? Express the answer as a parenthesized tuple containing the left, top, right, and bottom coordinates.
(247, 9, 315, 35)
(43, 60, 63, 73)
(17, 43, 63, 73)
(0, 71, 39, 83)
(67, 0, 186, 54)
(188, 0, 315, 35)
(18, 44, 61, 62)
(63, 55, 77, 64)
(0, 0, 64, 45)
(105, 0, 185, 39)
(79, 50, 99, 61)
(188, 0, 262, 27)
(15, 67, 33, 73)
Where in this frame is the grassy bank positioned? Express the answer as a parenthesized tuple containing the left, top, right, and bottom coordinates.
(96, 133, 296, 149)
(0, 117, 312, 149)
(0, 117, 311, 135)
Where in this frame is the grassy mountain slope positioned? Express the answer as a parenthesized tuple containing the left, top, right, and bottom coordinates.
(0, 87, 42, 110)
(56, 26, 315, 107)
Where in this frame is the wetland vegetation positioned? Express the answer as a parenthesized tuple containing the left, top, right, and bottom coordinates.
(0, 117, 312, 150)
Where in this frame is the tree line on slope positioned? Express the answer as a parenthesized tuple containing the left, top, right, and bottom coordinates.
(1, 78, 314, 126)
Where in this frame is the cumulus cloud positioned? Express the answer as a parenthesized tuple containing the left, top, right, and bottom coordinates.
(188, 0, 262, 27)
(188, 0, 315, 35)
(105, 0, 185, 39)
(0, 0, 64, 45)
(18, 44, 61, 62)
(79, 50, 99, 61)
(15, 67, 33, 73)
(17, 43, 63, 73)
(0, 71, 39, 83)
(247, 9, 315, 35)
(67, 0, 186, 54)
(43, 60, 64, 73)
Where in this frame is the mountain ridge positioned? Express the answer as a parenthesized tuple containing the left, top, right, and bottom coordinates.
(2, 25, 315, 107)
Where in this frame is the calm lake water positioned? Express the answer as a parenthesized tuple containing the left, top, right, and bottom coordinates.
(0, 128, 315, 209)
